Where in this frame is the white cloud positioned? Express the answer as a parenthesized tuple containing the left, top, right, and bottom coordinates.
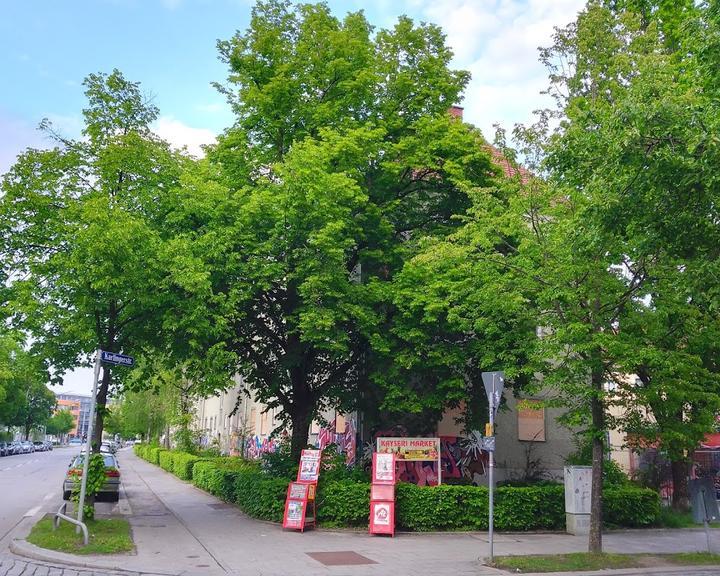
(402, 0, 586, 139)
(0, 115, 48, 176)
(153, 116, 217, 157)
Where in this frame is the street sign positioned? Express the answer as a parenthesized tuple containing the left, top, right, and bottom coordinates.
(482, 371, 505, 410)
(481, 369, 504, 564)
(100, 351, 134, 366)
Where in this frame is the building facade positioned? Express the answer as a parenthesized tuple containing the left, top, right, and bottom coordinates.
(55, 393, 92, 439)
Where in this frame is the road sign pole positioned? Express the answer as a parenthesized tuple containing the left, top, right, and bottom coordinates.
(77, 349, 101, 529)
(488, 374, 495, 564)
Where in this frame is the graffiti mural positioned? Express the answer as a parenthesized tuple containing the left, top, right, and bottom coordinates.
(244, 435, 280, 459)
(316, 415, 357, 465)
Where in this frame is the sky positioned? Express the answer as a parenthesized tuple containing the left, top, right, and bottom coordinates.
(1, 0, 585, 395)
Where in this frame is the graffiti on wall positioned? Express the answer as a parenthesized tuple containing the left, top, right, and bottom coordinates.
(244, 435, 280, 459)
(316, 415, 357, 465)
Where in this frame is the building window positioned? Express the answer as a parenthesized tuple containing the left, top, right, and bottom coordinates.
(518, 399, 546, 442)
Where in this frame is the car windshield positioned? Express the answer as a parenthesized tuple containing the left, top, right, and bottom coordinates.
(71, 454, 117, 468)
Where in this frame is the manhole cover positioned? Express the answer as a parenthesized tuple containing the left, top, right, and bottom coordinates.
(306, 551, 377, 566)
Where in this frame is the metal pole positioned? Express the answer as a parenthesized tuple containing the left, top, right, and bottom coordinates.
(488, 374, 496, 564)
(77, 350, 101, 528)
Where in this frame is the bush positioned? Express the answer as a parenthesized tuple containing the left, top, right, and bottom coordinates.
(144, 451, 660, 531)
(173, 452, 203, 480)
(233, 469, 289, 522)
(158, 450, 175, 472)
(317, 481, 370, 526)
(604, 487, 660, 527)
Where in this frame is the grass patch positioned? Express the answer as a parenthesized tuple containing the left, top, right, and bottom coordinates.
(663, 552, 720, 565)
(492, 553, 640, 573)
(655, 507, 720, 528)
(27, 516, 134, 555)
(492, 552, 720, 573)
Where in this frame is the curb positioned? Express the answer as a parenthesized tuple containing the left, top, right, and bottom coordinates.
(10, 538, 179, 576)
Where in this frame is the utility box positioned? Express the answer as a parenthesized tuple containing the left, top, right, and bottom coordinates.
(564, 466, 592, 535)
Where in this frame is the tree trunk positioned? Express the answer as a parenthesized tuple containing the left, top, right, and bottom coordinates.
(92, 366, 111, 453)
(588, 374, 605, 553)
(289, 405, 312, 461)
(671, 459, 691, 512)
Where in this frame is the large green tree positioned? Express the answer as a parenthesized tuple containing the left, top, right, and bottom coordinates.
(160, 0, 496, 457)
(0, 70, 184, 451)
(408, 0, 720, 552)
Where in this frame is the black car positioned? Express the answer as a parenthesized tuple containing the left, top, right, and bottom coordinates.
(0, 442, 8, 456)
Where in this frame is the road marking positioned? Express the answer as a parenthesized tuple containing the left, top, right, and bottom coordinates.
(43, 492, 56, 501)
(23, 506, 41, 517)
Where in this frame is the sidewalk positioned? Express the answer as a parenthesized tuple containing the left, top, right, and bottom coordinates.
(11, 449, 720, 576)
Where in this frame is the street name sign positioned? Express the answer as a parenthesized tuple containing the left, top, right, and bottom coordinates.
(100, 351, 135, 366)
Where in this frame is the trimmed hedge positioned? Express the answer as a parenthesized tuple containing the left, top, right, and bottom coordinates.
(605, 487, 661, 527)
(133, 447, 660, 531)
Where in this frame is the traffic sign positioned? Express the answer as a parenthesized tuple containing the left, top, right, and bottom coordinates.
(100, 351, 134, 366)
(482, 371, 505, 410)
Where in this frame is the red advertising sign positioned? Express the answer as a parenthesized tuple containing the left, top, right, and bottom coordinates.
(282, 496, 306, 530)
(297, 449, 321, 483)
(283, 451, 322, 531)
(369, 501, 395, 535)
(370, 452, 396, 536)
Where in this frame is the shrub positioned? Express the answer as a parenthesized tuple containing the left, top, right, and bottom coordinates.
(604, 487, 660, 527)
(233, 469, 289, 522)
(159, 450, 175, 472)
(317, 481, 370, 526)
(173, 452, 203, 480)
(192, 458, 251, 501)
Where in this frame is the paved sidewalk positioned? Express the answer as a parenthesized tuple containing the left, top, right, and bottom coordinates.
(10, 449, 720, 576)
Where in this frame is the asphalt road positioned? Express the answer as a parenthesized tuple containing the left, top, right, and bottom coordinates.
(0, 447, 77, 548)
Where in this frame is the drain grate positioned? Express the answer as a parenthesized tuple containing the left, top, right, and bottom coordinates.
(306, 551, 378, 566)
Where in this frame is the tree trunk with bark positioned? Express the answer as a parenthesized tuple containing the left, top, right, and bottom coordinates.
(671, 458, 691, 512)
(92, 367, 111, 453)
(588, 370, 605, 553)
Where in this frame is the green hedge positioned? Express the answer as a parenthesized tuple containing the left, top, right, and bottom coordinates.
(604, 487, 661, 527)
(159, 450, 175, 472)
(135, 449, 660, 531)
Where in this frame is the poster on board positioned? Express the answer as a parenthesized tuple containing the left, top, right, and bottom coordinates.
(297, 449, 321, 482)
(283, 499, 306, 529)
(369, 501, 394, 534)
(372, 452, 396, 484)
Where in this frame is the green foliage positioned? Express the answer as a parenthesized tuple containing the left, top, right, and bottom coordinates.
(233, 470, 289, 523)
(71, 453, 107, 521)
(172, 452, 203, 480)
(316, 481, 370, 527)
(46, 410, 76, 437)
(604, 487, 661, 527)
(260, 440, 297, 479)
(158, 450, 175, 472)
(145, 451, 658, 530)
(0, 68, 185, 449)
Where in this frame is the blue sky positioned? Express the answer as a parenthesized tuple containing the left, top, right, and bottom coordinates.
(1, 0, 585, 393)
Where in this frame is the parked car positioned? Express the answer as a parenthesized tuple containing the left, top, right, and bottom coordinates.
(44, 441, 53, 451)
(63, 453, 121, 502)
(8, 441, 20, 455)
(33, 441, 47, 452)
(0, 442, 8, 456)
(22, 441, 35, 453)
